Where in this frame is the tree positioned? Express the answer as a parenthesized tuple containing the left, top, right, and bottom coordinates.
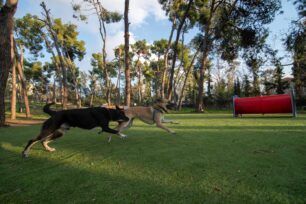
(177, 39, 202, 110)
(23, 60, 50, 102)
(52, 18, 85, 107)
(14, 41, 31, 117)
(15, 13, 58, 115)
(131, 40, 150, 104)
(124, 0, 131, 106)
(73, 0, 122, 105)
(158, 0, 178, 99)
(166, 0, 194, 100)
(244, 52, 264, 96)
(10, 56, 16, 119)
(114, 45, 124, 104)
(41, 2, 69, 108)
(234, 77, 241, 97)
(242, 75, 251, 97)
(270, 50, 289, 94)
(16, 14, 63, 104)
(285, 0, 306, 100)
(88, 70, 97, 107)
(151, 39, 168, 97)
(0, 0, 18, 126)
(192, 0, 280, 112)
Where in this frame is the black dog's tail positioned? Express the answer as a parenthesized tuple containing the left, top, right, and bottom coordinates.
(43, 103, 56, 116)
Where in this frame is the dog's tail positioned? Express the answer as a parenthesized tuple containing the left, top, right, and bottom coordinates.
(43, 103, 56, 116)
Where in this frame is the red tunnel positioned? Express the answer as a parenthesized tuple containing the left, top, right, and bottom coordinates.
(233, 93, 296, 117)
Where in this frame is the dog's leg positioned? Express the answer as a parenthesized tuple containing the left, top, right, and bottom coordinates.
(101, 123, 119, 135)
(22, 139, 40, 157)
(161, 116, 179, 124)
(22, 130, 53, 158)
(156, 117, 176, 134)
(162, 118, 179, 124)
(42, 127, 66, 151)
(117, 120, 132, 138)
(42, 140, 56, 152)
(106, 121, 131, 143)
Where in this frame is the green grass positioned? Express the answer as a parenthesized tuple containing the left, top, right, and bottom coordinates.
(1, 114, 306, 203)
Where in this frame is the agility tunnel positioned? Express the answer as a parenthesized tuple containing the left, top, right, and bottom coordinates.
(233, 92, 297, 117)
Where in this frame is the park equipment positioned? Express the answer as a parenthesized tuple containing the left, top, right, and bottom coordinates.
(233, 92, 297, 117)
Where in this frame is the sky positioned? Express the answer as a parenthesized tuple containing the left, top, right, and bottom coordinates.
(15, 0, 299, 76)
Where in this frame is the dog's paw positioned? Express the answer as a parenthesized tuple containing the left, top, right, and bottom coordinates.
(47, 148, 56, 152)
(22, 151, 28, 158)
(120, 134, 128, 139)
(108, 136, 112, 143)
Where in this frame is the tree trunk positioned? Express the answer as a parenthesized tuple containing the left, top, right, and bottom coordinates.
(252, 68, 260, 96)
(161, 19, 176, 99)
(178, 46, 201, 110)
(137, 64, 142, 104)
(11, 58, 16, 120)
(0, 0, 18, 126)
(53, 78, 57, 103)
(64, 52, 81, 108)
(116, 54, 121, 105)
(196, 56, 207, 112)
(124, 0, 131, 106)
(90, 91, 95, 107)
(17, 88, 23, 113)
(42, 34, 62, 104)
(14, 42, 31, 117)
(41, 2, 68, 109)
(196, 0, 215, 112)
(167, 0, 193, 100)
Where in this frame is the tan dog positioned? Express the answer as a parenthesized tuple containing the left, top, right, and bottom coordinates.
(108, 99, 178, 142)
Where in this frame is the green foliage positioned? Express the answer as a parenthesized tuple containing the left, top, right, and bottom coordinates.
(91, 53, 104, 78)
(285, 0, 306, 98)
(234, 78, 241, 96)
(102, 11, 122, 24)
(52, 19, 86, 61)
(192, 0, 281, 63)
(91, 53, 117, 79)
(264, 50, 289, 94)
(132, 39, 150, 57)
(72, 1, 122, 24)
(242, 74, 251, 97)
(151, 39, 168, 58)
(15, 14, 45, 57)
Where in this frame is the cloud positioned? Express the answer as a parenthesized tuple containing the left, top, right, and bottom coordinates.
(106, 31, 136, 60)
(15, 0, 167, 72)
(98, 0, 167, 26)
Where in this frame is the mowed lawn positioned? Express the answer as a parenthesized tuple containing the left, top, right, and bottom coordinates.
(1, 114, 305, 203)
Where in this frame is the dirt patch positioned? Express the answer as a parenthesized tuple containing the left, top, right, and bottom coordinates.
(6, 119, 44, 126)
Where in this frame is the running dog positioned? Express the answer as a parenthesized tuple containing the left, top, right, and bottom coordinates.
(22, 103, 129, 158)
(107, 99, 178, 142)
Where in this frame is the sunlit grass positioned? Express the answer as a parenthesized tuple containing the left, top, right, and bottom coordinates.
(1, 113, 305, 203)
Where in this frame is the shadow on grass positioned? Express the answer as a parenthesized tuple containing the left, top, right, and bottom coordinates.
(0, 144, 269, 203)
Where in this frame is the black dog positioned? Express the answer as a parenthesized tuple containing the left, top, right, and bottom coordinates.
(22, 103, 129, 157)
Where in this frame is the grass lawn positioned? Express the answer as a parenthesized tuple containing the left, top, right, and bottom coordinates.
(1, 113, 305, 203)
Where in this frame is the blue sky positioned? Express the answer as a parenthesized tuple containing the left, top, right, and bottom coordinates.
(16, 0, 298, 76)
